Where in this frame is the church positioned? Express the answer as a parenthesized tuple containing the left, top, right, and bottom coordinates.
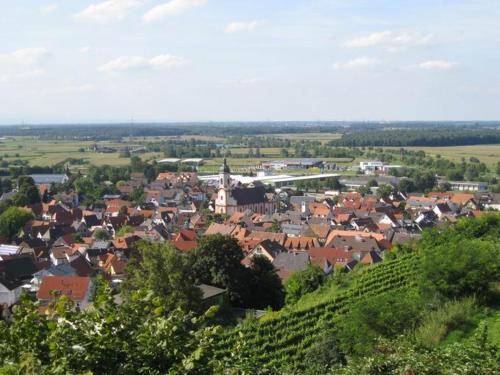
(214, 159, 276, 215)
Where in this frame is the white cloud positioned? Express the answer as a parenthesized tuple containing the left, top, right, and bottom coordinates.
(344, 30, 434, 49)
(418, 60, 458, 70)
(333, 57, 378, 70)
(41, 3, 58, 14)
(79, 46, 91, 54)
(0, 49, 48, 83)
(143, 0, 206, 22)
(98, 54, 188, 72)
(0, 47, 49, 66)
(74, 0, 142, 23)
(224, 20, 263, 33)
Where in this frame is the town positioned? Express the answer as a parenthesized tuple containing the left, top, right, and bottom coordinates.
(1, 0, 500, 372)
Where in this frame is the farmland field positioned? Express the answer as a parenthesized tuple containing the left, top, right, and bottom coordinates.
(0, 137, 160, 168)
(1, 136, 499, 173)
(384, 144, 500, 167)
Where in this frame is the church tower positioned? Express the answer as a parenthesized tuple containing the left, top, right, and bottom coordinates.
(215, 158, 235, 214)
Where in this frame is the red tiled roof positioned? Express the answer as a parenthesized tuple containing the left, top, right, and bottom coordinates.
(172, 240, 198, 252)
(308, 247, 353, 265)
(284, 236, 320, 250)
(325, 230, 385, 247)
(37, 276, 90, 301)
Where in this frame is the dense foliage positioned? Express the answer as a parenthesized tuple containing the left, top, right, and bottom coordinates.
(0, 206, 34, 240)
(0, 289, 220, 374)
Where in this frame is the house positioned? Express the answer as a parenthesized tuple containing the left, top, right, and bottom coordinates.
(198, 284, 227, 309)
(172, 229, 199, 252)
(272, 252, 310, 281)
(31, 263, 77, 292)
(245, 231, 287, 246)
(205, 223, 237, 236)
(98, 253, 127, 276)
(433, 202, 452, 218)
(0, 244, 21, 260)
(249, 239, 286, 262)
(0, 256, 38, 307)
(37, 276, 94, 309)
(415, 210, 438, 230)
(324, 230, 385, 248)
(327, 235, 380, 255)
(284, 236, 320, 251)
(281, 223, 306, 237)
(308, 247, 354, 268)
(308, 224, 331, 243)
(450, 193, 477, 209)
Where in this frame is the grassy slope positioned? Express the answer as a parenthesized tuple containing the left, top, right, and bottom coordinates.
(441, 308, 500, 347)
(218, 253, 419, 369)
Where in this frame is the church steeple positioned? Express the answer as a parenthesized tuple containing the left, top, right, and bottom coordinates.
(219, 158, 231, 189)
(220, 157, 231, 174)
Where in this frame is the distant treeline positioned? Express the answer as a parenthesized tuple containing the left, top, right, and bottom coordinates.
(1, 122, 499, 140)
(330, 128, 500, 147)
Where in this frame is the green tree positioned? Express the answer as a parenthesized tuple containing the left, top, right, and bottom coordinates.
(123, 242, 202, 313)
(376, 184, 393, 199)
(93, 228, 111, 240)
(265, 219, 280, 233)
(0, 207, 34, 240)
(11, 176, 41, 206)
(420, 238, 499, 300)
(192, 234, 250, 306)
(0, 288, 220, 374)
(74, 176, 95, 195)
(116, 225, 134, 237)
(397, 178, 415, 193)
(248, 256, 284, 310)
(130, 156, 144, 172)
(285, 265, 326, 304)
(129, 187, 145, 204)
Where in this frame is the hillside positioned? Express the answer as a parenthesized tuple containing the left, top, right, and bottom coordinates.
(217, 252, 420, 369)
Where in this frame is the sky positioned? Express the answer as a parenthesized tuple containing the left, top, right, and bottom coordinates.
(1, 0, 500, 123)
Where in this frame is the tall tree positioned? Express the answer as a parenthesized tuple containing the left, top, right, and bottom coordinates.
(123, 242, 202, 313)
(192, 234, 250, 306)
(248, 256, 284, 310)
(0, 207, 34, 240)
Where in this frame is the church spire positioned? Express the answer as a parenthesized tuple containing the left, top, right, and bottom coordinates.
(220, 157, 231, 174)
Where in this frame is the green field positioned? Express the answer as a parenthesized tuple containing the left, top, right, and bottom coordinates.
(1, 136, 498, 173)
(385, 144, 500, 167)
(0, 137, 161, 168)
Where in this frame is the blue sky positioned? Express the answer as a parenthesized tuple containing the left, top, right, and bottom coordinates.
(1, 0, 500, 123)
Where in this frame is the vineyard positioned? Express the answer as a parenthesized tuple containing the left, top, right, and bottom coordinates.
(217, 253, 420, 369)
